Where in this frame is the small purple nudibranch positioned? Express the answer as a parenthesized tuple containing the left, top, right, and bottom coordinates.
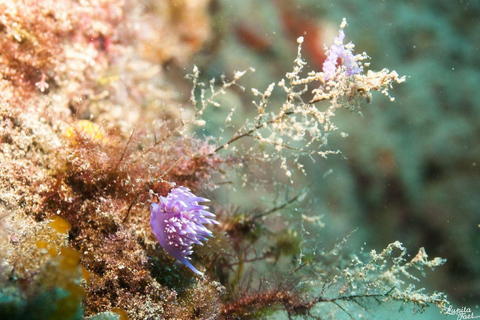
(322, 18, 361, 81)
(150, 186, 218, 275)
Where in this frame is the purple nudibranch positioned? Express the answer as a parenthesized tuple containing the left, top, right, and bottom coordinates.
(322, 18, 361, 81)
(150, 186, 218, 275)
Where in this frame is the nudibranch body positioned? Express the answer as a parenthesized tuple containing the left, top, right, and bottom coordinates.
(150, 186, 218, 275)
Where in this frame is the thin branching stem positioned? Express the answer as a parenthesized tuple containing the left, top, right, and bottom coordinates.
(213, 110, 294, 154)
(122, 157, 184, 223)
(250, 188, 306, 221)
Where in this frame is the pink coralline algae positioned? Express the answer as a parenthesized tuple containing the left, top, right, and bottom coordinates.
(322, 19, 361, 81)
(150, 186, 218, 275)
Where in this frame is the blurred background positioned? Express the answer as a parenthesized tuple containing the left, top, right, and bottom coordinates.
(165, 0, 480, 310)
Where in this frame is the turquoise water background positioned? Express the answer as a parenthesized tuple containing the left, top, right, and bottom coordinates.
(197, 0, 480, 316)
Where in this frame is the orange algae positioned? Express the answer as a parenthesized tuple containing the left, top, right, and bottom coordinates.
(35, 240, 49, 249)
(65, 281, 86, 298)
(64, 120, 107, 144)
(48, 247, 58, 257)
(54, 282, 85, 319)
(35, 240, 58, 256)
(81, 265, 91, 286)
(60, 247, 81, 270)
(112, 308, 129, 320)
(48, 216, 71, 234)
